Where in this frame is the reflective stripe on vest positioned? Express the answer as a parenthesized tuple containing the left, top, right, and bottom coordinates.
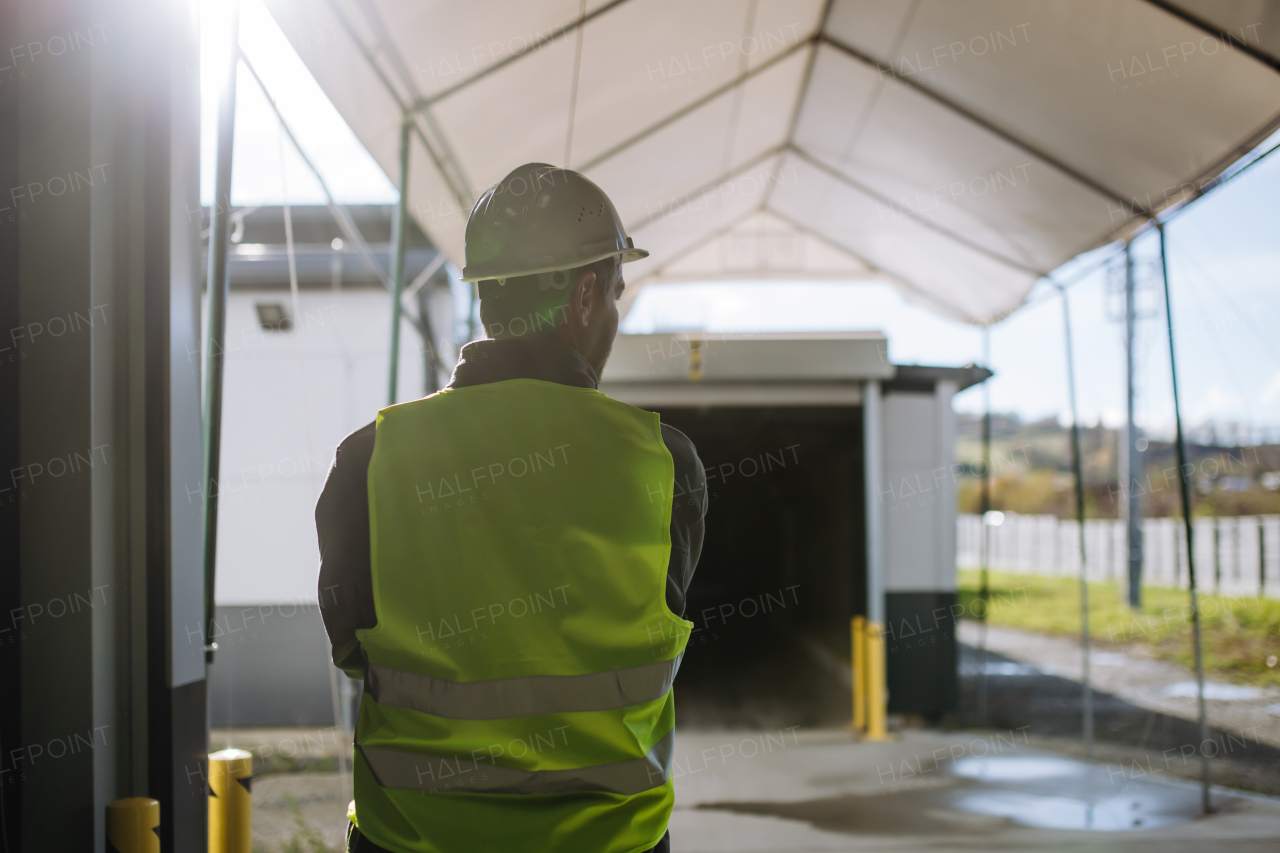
(360, 729, 674, 796)
(366, 654, 683, 720)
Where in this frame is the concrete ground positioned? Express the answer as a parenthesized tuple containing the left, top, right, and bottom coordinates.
(235, 727, 1280, 853)
(667, 728, 1280, 852)
(223, 621, 1280, 851)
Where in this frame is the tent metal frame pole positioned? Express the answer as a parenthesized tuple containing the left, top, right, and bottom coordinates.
(863, 380, 885, 627)
(467, 282, 478, 344)
(819, 34, 1154, 219)
(1058, 284, 1093, 761)
(1054, 141, 1280, 289)
(761, 0, 835, 212)
(415, 0, 633, 109)
(861, 379, 888, 741)
(416, 288, 439, 397)
(576, 40, 811, 174)
(201, 1, 240, 665)
(238, 52, 434, 346)
(1038, 132, 1275, 304)
(406, 253, 445, 391)
(239, 52, 389, 287)
(977, 327, 991, 725)
(765, 208, 976, 321)
(321, 0, 471, 210)
(626, 144, 786, 231)
(1142, 0, 1280, 75)
(789, 145, 1046, 277)
(1124, 240, 1143, 608)
(1157, 222, 1213, 814)
(1261, 518, 1268, 598)
(388, 117, 411, 406)
(347, 0, 473, 198)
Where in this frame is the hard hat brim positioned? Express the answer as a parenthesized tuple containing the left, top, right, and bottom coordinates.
(460, 246, 649, 283)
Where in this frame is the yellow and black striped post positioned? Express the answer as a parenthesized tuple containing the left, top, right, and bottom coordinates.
(106, 797, 160, 853)
(209, 748, 253, 853)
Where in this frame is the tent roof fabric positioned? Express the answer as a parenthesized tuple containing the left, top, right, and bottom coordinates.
(264, 0, 1280, 325)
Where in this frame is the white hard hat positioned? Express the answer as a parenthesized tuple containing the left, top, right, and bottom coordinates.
(460, 163, 648, 282)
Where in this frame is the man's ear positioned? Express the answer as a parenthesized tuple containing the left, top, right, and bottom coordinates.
(571, 269, 597, 328)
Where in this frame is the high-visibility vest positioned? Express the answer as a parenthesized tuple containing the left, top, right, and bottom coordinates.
(352, 379, 692, 853)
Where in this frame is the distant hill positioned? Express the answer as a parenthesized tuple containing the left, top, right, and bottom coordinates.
(954, 414, 1280, 519)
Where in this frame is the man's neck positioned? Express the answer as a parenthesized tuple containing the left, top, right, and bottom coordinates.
(448, 338, 599, 390)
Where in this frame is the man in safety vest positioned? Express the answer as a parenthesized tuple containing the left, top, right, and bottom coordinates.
(317, 163, 708, 853)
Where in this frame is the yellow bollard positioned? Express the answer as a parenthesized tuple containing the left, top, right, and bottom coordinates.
(106, 797, 160, 853)
(864, 621, 890, 741)
(209, 748, 253, 853)
(851, 616, 866, 731)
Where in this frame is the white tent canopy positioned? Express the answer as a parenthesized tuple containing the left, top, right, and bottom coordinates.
(263, 0, 1280, 324)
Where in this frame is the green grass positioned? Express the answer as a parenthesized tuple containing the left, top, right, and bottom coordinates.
(280, 794, 336, 853)
(958, 570, 1280, 688)
(254, 754, 338, 778)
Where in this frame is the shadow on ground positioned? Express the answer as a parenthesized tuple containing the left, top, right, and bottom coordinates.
(957, 641, 1280, 796)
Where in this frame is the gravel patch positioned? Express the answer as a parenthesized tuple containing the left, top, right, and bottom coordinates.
(252, 771, 351, 853)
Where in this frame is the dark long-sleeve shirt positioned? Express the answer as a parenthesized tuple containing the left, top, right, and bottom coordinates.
(315, 338, 708, 679)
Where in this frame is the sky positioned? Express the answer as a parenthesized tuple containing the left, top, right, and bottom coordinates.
(201, 0, 1280, 439)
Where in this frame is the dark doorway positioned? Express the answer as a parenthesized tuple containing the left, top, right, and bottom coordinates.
(655, 406, 865, 729)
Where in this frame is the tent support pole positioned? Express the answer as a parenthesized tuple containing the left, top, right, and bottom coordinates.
(861, 380, 887, 740)
(238, 52, 434, 347)
(1059, 285, 1093, 761)
(1125, 240, 1144, 608)
(201, 1, 240, 665)
(977, 326, 991, 726)
(1157, 222, 1212, 814)
(388, 117, 411, 406)
(467, 282, 478, 344)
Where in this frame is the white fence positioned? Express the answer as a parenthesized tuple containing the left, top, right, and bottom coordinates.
(957, 513, 1280, 598)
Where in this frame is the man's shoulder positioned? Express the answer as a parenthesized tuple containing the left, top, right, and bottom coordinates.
(659, 422, 703, 476)
(334, 420, 377, 472)
(316, 421, 377, 527)
(659, 422, 706, 521)
(658, 421, 693, 453)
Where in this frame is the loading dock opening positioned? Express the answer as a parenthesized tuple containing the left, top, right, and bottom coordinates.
(602, 333, 990, 728)
(655, 405, 864, 729)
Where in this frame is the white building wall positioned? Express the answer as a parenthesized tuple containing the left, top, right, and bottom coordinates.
(205, 289, 437, 605)
(882, 386, 957, 593)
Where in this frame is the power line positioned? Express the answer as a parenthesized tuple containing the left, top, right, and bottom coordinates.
(1173, 254, 1254, 416)
(1178, 247, 1280, 368)
(1011, 135, 1280, 320)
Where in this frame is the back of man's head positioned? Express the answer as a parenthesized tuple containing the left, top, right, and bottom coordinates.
(478, 256, 618, 342)
(461, 164, 644, 373)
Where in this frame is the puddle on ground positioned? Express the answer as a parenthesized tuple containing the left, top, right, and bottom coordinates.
(951, 755, 1087, 782)
(959, 661, 1042, 676)
(1162, 681, 1265, 701)
(952, 789, 1188, 830)
(700, 753, 1221, 835)
(1090, 652, 1131, 666)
